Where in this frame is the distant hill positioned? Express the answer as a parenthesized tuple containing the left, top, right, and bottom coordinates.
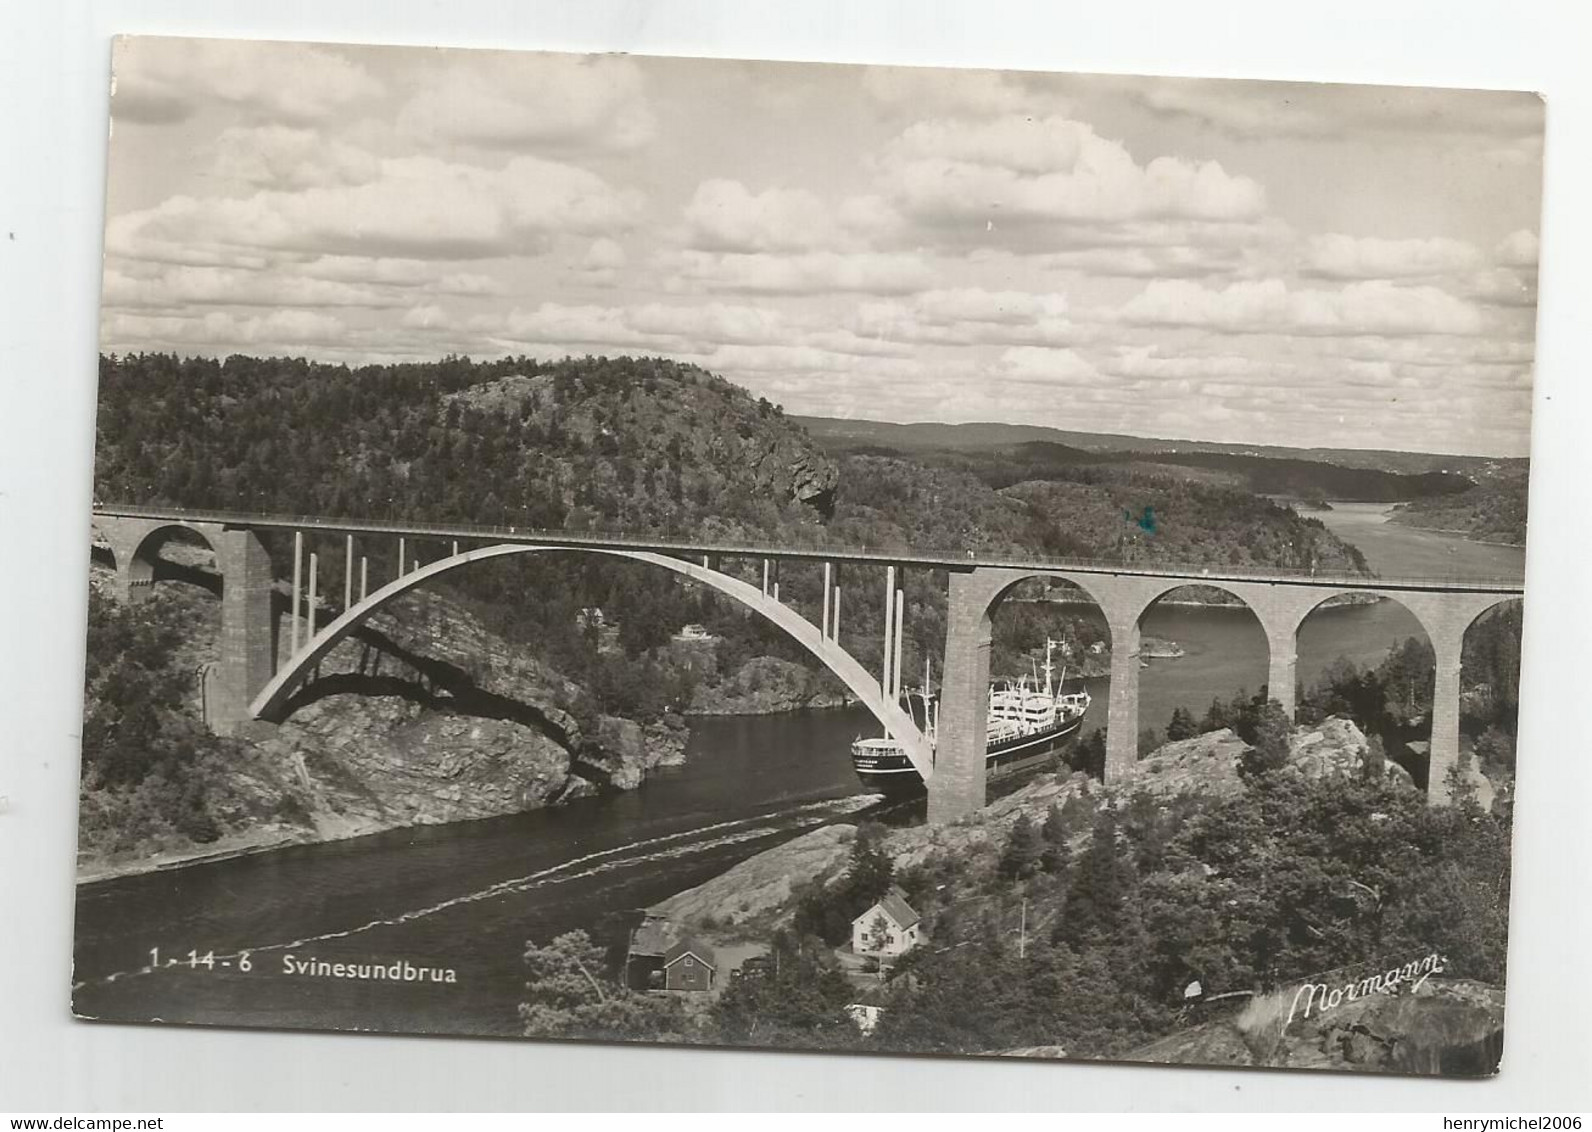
(795, 416, 1503, 502)
(92, 352, 1375, 721)
(96, 354, 840, 539)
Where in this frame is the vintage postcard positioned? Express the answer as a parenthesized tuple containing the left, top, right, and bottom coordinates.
(77, 37, 1539, 1076)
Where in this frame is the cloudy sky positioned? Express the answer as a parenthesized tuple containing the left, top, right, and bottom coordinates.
(102, 37, 1544, 456)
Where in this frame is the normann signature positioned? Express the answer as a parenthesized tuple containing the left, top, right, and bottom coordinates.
(1287, 952, 1447, 1025)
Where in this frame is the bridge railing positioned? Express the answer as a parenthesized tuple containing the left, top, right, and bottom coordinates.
(92, 502, 1526, 594)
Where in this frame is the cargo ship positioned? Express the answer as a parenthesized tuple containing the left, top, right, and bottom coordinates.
(850, 638, 1091, 794)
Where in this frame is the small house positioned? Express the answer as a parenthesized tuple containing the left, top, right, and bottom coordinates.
(625, 917, 677, 991)
(661, 938, 717, 993)
(851, 886, 921, 957)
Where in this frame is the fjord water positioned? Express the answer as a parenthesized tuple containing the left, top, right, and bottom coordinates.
(71, 502, 1525, 1038)
(72, 708, 885, 1037)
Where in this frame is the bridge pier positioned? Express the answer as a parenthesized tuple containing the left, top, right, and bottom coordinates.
(1429, 652, 1463, 803)
(1104, 611, 1141, 780)
(1266, 630, 1298, 720)
(213, 527, 276, 734)
(931, 571, 992, 824)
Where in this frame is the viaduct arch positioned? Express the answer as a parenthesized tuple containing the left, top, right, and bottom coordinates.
(931, 569, 1519, 822)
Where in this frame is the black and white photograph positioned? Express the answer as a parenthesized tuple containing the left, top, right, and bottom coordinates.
(72, 35, 1540, 1078)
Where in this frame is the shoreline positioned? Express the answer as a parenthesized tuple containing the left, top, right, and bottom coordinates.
(1382, 520, 1526, 550)
(76, 697, 853, 887)
(76, 828, 318, 886)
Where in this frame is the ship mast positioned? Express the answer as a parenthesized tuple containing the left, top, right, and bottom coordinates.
(1043, 637, 1057, 697)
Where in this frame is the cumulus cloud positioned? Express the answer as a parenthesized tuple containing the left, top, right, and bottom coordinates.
(1302, 234, 1483, 280)
(397, 51, 654, 151)
(684, 180, 867, 254)
(849, 288, 1088, 348)
(862, 66, 1046, 118)
(877, 115, 1267, 230)
(1117, 278, 1485, 337)
(995, 346, 1107, 386)
(96, 43, 1541, 456)
(1127, 77, 1544, 142)
(1102, 346, 1290, 382)
(666, 250, 933, 295)
(102, 307, 350, 350)
(1036, 242, 1251, 278)
(103, 264, 406, 310)
(112, 37, 382, 125)
(107, 155, 642, 263)
(291, 255, 498, 294)
(212, 126, 381, 190)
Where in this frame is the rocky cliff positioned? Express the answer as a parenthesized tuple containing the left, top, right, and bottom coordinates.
(78, 576, 687, 878)
(262, 588, 690, 833)
(1130, 978, 1504, 1075)
(686, 655, 849, 715)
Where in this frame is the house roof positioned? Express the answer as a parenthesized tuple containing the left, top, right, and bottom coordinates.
(629, 918, 676, 957)
(662, 938, 717, 970)
(855, 885, 920, 931)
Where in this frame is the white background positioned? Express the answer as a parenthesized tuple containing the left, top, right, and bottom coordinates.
(2, 0, 1589, 1113)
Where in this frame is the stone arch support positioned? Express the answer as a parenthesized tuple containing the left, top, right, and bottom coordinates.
(90, 516, 276, 732)
(934, 568, 1165, 822)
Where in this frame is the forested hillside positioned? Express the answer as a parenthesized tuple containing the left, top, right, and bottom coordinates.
(92, 352, 1375, 700)
(1389, 477, 1530, 546)
(94, 353, 836, 536)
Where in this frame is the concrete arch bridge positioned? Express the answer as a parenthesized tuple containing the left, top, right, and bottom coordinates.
(92, 506, 1524, 823)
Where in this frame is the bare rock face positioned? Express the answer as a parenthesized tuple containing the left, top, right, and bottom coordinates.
(1289, 717, 1415, 789)
(777, 447, 840, 512)
(688, 656, 848, 715)
(578, 715, 688, 791)
(271, 696, 575, 831)
(266, 588, 687, 832)
(1131, 979, 1504, 1075)
(1135, 729, 1252, 797)
(649, 824, 856, 934)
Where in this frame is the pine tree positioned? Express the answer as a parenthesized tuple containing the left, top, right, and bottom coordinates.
(1239, 699, 1292, 780)
(1040, 803, 1071, 875)
(1201, 695, 1230, 734)
(999, 814, 1043, 881)
(843, 821, 894, 907)
(1059, 807, 1127, 946)
(1166, 705, 1199, 741)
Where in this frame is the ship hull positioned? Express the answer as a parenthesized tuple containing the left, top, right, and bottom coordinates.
(852, 714, 1084, 795)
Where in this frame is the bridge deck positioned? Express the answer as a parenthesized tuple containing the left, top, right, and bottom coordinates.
(92, 503, 1524, 595)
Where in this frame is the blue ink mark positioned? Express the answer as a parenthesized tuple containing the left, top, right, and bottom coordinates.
(1125, 506, 1157, 534)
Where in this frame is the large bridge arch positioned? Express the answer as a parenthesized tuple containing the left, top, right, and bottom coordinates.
(249, 543, 935, 780)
